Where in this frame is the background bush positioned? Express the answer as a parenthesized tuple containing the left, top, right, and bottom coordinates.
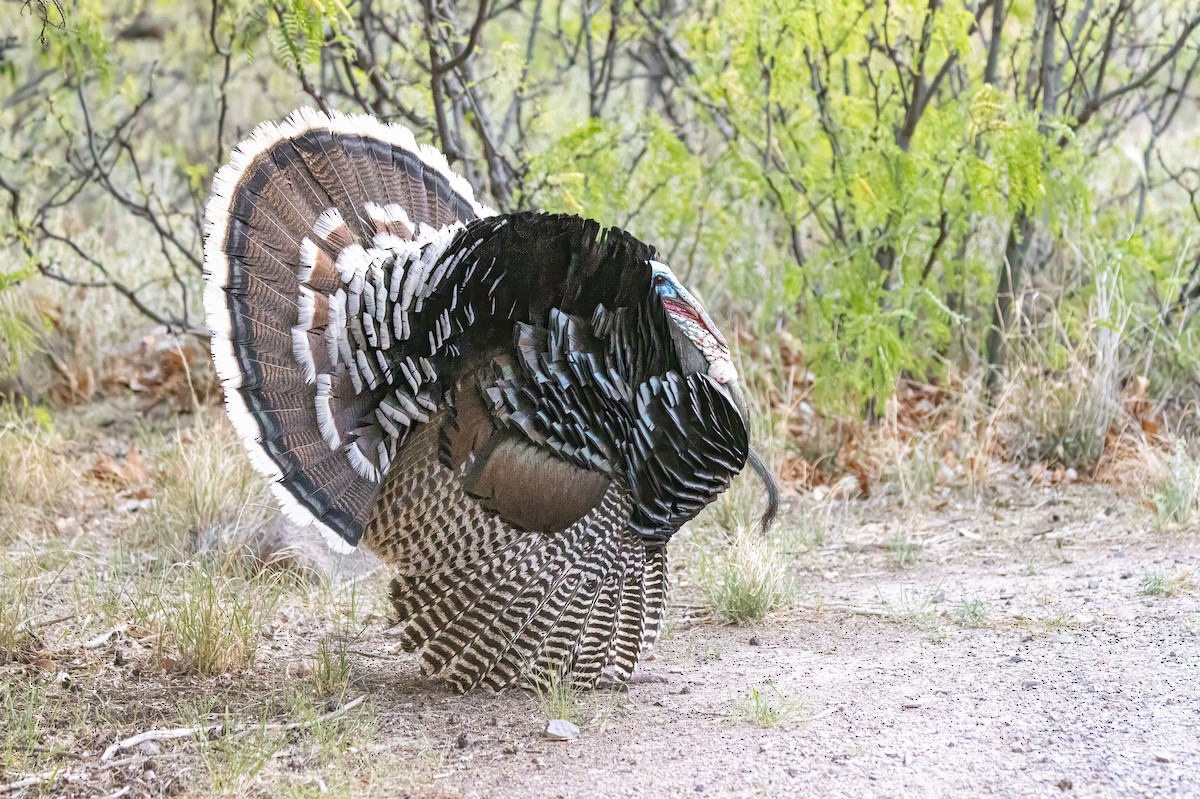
(2, 0, 1198, 447)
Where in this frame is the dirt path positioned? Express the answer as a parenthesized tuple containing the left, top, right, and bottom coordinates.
(353, 487, 1199, 799)
(4, 461, 1198, 798)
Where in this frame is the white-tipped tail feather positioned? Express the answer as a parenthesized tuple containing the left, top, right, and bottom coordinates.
(203, 107, 492, 552)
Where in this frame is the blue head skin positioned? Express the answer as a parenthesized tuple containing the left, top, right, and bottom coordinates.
(649, 260, 736, 384)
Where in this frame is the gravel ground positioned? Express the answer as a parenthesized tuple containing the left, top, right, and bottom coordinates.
(360, 486, 1200, 799)
(4, 472, 1197, 799)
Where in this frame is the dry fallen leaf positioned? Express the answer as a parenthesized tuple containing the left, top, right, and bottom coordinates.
(89, 442, 150, 488)
(123, 442, 149, 484)
(89, 452, 125, 484)
(31, 655, 58, 672)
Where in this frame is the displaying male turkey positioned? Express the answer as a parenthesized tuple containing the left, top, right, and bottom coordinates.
(203, 108, 777, 692)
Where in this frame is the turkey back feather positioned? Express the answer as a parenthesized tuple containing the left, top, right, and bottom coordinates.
(204, 108, 752, 692)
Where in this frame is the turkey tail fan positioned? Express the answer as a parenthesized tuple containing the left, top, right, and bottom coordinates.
(203, 108, 494, 552)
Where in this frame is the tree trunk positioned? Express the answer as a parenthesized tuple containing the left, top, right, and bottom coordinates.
(985, 213, 1035, 395)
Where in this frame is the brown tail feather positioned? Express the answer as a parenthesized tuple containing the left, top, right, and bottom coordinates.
(204, 108, 492, 551)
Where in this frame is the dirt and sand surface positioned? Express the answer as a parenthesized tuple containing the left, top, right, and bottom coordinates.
(350, 486, 1200, 799)
(2, 406, 1198, 799)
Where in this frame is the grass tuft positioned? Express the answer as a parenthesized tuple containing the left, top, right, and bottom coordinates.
(1140, 571, 1195, 598)
(879, 431, 943, 505)
(889, 530, 922, 569)
(1153, 440, 1200, 529)
(527, 663, 582, 723)
(953, 598, 991, 628)
(153, 563, 281, 675)
(137, 413, 271, 556)
(311, 636, 352, 699)
(734, 682, 803, 728)
(1003, 266, 1128, 472)
(699, 528, 793, 623)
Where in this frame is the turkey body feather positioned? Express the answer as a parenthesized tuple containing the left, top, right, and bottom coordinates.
(204, 108, 762, 691)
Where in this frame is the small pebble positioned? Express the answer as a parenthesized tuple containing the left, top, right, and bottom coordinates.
(542, 719, 579, 742)
(1009, 655, 1023, 663)
(456, 731, 470, 749)
(1120, 572, 1134, 580)
(1155, 753, 1171, 763)
(749, 635, 762, 646)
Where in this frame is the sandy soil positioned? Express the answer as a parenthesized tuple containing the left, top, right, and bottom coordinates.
(3, 457, 1197, 798)
(345, 487, 1200, 799)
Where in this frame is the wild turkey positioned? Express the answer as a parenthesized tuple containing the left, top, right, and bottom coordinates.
(203, 108, 777, 692)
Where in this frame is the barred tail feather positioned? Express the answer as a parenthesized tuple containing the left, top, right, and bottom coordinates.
(382, 481, 662, 692)
(203, 108, 492, 550)
(640, 547, 669, 652)
(568, 565, 625, 686)
(605, 553, 646, 681)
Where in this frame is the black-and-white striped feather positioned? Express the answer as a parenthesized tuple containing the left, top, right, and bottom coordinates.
(204, 108, 754, 692)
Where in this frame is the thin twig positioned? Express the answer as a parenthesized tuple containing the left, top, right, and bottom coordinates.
(83, 625, 129, 649)
(100, 694, 366, 761)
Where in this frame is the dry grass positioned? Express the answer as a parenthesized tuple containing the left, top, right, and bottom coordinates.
(698, 528, 794, 624)
(191, 714, 288, 795)
(0, 560, 36, 663)
(878, 431, 945, 505)
(0, 410, 79, 538)
(171, 688, 381, 796)
(136, 412, 272, 555)
(147, 563, 282, 676)
(1153, 440, 1200, 528)
(1003, 268, 1129, 472)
